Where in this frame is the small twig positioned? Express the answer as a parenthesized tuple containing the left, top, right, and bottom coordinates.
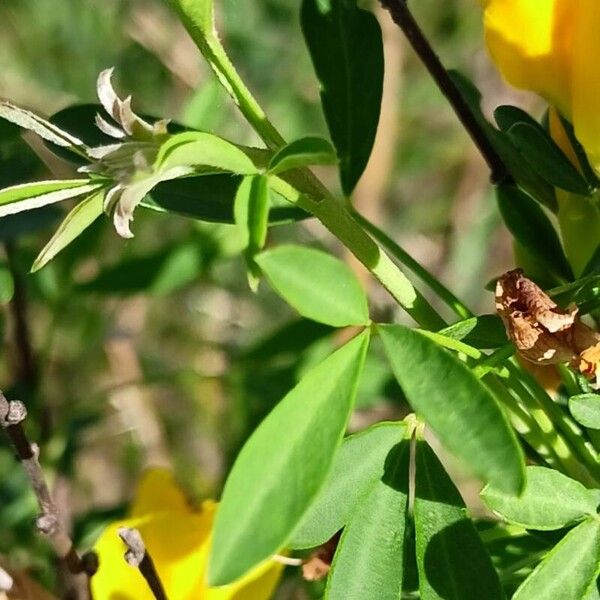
(273, 555, 303, 567)
(379, 0, 512, 185)
(0, 392, 95, 580)
(4, 242, 37, 387)
(118, 528, 168, 600)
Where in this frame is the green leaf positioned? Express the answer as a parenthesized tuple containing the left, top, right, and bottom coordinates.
(0, 180, 102, 217)
(155, 131, 258, 175)
(0, 101, 85, 150)
(142, 174, 308, 225)
(495, 106, 591, 195)
(325, 440, 410, 599)
(513, 518, 600, 600)
(379, 324, 525, 493)
(290, 421, 406, 549)
(496, 185, 573, 281)
(414, 441, 503, 600)
(449, 71, 557, 212)
(301, 0, 383, 195)
(438, 315, 507, 350)
(208, 330, 370, 585)
(569, 394, 600, 430)
(256, 245, 369, 327)
(31, 190, 104, 272)
(234, 175, 270, 289)
(482, 466, 600, 530)
(268, 136, 337, 175)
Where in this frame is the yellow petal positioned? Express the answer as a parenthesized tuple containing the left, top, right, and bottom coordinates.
(205, 553, 283, 600)
(483, 0, 573, 115)
(92, 507, 213, 600)
(571, 0, 600, 171)
(130, 468, 191, 518)
(91, 496, 283, 600)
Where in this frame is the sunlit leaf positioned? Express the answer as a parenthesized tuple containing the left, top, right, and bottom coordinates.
(209, 330, 370, 585)
(379, 324, 525, 493)
(513, 519, 600, 600)
(31, 190, 104, 272)
(0, 180, 102, 218)
(326, 439, 410, 599)
(569, 394, 600, 430)
(290, 421, 406, 549)
(414, 441, 503, 600)
(156, 131, 258, 175)
(256, 245, 369, 327)
(482, 466, 600, 530)
(268, 137, 336, 175)
(0, 101, 85, 150)
(234, 175, 270, 289)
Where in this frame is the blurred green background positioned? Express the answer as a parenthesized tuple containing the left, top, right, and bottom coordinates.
(0, 0, 528, 595)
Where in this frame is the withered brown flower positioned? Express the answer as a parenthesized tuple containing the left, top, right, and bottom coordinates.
(496, 269, 600, 386)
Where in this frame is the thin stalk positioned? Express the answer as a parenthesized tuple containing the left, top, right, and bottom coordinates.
(508, 361, 599, 480)
(169, 0, 448, 330)
(486, 375, 564, 471)
(506, 364, 598, 485)
(378, 0, 511, 185)
(270, 176, 447, 330)
(351, 208, 474, 320)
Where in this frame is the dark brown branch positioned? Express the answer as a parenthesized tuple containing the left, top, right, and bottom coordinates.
(118, 527, 168, 600)
(379, 0, 512, 185)
(4, 242, 37, 387)
(0, 392, 96, 579)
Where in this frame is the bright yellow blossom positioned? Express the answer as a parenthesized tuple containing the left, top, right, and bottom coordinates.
(91, 469, 283, 600)
(482, 0, 600, 274)
(482, 0, 600, 172)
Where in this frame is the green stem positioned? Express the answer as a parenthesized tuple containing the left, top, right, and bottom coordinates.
(270, 177, 446, 330)
(506, 362, 599, 485)
(351, 209, 474, 320)
(486, 375, 564, 471)
(167, 0, 285, 151)
(169, 0, 448, 330)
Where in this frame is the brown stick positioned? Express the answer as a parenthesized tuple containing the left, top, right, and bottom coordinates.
(118, 527, 168, 600)
(0, 392, 96, 580)
(379, 0, 512, 185)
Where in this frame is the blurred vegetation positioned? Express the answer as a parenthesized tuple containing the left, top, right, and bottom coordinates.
(0, 0, 519, 595)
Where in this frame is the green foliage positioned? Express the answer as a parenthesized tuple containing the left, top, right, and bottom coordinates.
(414, 442, 503, 600)
(268, 136, 337, 175)
(569, 394, 600, 430)
(326, 440, 410, 599)
(482, 466, 600, 530)
(256, 245, 370, 327)
(379, 324, 525, 494)
(495, 106, 592, 196)
(301, 0, 383, 195)
(512, 519, 600, 600)
(209, 330, 369, 585)
(496, 185, 572, 281)
(32, 190, 104, 272)
(290, 421, 407, 549)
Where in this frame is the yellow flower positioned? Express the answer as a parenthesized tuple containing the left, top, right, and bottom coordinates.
(91, 469, 283, 600)
(482, 1, 600, 274)
(482, 0, 600, 172)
